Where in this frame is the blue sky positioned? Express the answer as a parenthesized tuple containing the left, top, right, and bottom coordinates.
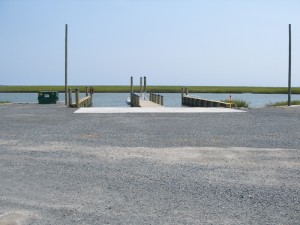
(0, 0, 299, 86)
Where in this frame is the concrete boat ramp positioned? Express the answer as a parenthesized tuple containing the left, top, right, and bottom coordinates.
(75, 107, 246, 114)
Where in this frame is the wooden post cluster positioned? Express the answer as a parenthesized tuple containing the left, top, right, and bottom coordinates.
(130, 76, 147, 106)
(149, 93, 164, 106)
(68, 87, 93, 108)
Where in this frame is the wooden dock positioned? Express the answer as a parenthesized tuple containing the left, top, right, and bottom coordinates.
(130, 77, 164, 108)
(139, 100, 163, 107)
(69, 88, 93, 108)
(181, 87, 232, 108)
(182, 96, 231, 108)
(130, 93, 164, 107)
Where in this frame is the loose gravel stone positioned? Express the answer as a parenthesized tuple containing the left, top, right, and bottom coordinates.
(0, 104, 299, 224)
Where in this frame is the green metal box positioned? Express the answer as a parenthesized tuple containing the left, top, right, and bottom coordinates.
(38, 91, 59, 104)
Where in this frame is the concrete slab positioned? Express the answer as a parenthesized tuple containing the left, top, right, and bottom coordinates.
(74, 107, 246, 114)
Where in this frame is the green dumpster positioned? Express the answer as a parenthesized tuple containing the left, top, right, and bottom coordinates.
(38, 91, 59, 104)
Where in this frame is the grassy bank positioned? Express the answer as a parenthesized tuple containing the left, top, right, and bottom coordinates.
(221, 99, 249, 108)
(0, 85, 300, 94)
(0, 101, 11, 104)
(266, 100, 300, 107)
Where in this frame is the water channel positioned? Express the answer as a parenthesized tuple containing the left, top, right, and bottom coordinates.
(1, 93, 299, 108)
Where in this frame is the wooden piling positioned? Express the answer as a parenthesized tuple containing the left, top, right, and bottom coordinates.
(185, 87, 189, 96)
(130, 76, 133, 94)
(140, 77, 143, 97)
(90, 87, 94, 103)
(86, 86, 88, 96)
(68, 88, 72, 107)
(130, 77, 133, 106)
(144, 76, 147, 94)
(75, 88, 79, 108)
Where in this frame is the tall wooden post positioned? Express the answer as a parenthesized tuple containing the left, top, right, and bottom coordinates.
(130, 76, 133, 94)
(130, 76, 133, 107)
(144, 76, 147, 94)
(181, 87, 184, 104)
(65, 24, 68, 106)
(288, 24, 292, 106)
(68, 88, 72, 107)
(75, 88, 79, 108)
(140, 77, 143, 97)
(185, 87, 189, 96)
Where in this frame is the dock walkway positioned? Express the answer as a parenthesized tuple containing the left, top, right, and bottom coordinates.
(139, 100, 163, 107)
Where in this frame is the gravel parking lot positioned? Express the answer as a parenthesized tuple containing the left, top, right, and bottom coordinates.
(0, 104, 299, 224)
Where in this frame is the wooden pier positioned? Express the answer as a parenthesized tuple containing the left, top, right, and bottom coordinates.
(182, 87, 232, 108)
(182, 96, 231, 108)
(69, 87, 93, 108)
(130, 77, 163, 108)
(140, 99, 163, 107)
(149, 93, 164, 106)
(130, 93, 162, 107)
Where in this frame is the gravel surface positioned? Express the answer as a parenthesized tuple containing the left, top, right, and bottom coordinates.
(0, 104, 299, 224)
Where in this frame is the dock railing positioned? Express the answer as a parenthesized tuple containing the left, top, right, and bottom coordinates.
(149, 93, 164, 106)
(69, 87, 93, 108)
(181, 87, 233, 108)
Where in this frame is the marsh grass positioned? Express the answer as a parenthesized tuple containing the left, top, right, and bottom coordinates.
(0, 100, 11, 104)
(221, 99, 249, 108)
(266, 100, 300, 107)
(0, 85, 299, 94)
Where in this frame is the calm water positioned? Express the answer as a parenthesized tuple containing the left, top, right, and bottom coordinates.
(1, 92, 300, 108)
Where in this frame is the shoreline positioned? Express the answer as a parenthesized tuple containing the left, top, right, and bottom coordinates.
(1, 85, 300, 94)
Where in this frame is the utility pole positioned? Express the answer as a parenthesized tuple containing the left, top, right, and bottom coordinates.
(65, 24, 68, 106)
(288, 24, 292, 106)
